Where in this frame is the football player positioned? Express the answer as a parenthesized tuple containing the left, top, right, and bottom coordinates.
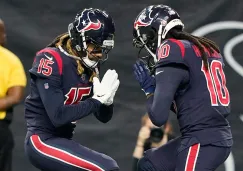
(133, 5, 232, 171)
(24, 8, 120, 171)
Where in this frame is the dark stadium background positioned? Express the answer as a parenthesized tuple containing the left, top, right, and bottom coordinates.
(0, 0, 242, 170)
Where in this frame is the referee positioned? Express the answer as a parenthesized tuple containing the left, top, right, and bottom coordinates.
(0, 19, 27, 171)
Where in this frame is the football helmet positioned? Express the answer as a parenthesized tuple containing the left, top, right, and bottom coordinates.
(133, 5, 184, 71)
(68, 8, 115, 68)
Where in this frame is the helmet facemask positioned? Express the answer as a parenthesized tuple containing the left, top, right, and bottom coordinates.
(67, 8, 115, 69)
(68, 24, 114, 69)
(87, 36, 114, 63)
(133, 5, 185, 73)
(79, 34, 114, 68)
(133, 26, 158, 73)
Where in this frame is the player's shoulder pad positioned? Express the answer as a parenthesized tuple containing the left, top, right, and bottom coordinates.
(29, 47, 63, 78)
(156, 38, 188, 67)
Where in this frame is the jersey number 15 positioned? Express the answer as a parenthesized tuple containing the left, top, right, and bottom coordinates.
(201, 60, 230, 106)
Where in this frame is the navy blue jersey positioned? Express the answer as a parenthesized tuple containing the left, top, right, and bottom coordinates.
(25, 47, 113, 138)
(147, 38, 232, 145)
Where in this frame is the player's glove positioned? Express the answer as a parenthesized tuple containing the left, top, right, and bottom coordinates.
(101, 69, 120, 105)
(92, 69, 120, 104)
(133, 60, 155, 96)
(103, 86, 119, 106)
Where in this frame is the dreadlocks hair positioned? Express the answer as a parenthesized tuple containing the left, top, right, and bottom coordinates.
(47, 32, 68, 48)
(168, 29, 220, 70)
(47, 32, 96, 81)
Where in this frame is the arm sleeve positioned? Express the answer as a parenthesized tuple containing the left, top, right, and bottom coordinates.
(36, 77, 102, 127)
(146, 65, 189, 127)
(7, 55, 27, 88)
(93, 104, 113, 123)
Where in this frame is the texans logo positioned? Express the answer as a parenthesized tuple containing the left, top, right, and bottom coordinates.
(134, 6, 153, 28)
(76, 9, 102, 32)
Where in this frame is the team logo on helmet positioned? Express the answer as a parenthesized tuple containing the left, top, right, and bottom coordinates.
(76, 9, 102, 32)
(134, 6, 153, 28)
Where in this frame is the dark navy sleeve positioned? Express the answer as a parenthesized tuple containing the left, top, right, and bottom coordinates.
(93, 66, 113, 123)
(93, 104, 113, 123)
(36, 77, 102, 127)
(29, 48, 62, 81)
(146, 65, 189, 127)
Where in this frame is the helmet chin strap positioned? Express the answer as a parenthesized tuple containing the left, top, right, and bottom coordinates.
(82, 56, 98, 68)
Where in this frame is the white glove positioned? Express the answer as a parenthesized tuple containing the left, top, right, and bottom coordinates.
(100, 69, 120, 105)
(103, 79, 120, 105)
(103, 88, 118, 105)
(92, 69, 120, 104)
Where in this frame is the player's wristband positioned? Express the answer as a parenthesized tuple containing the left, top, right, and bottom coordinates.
(142, 86, 155, 96)
(146, 93, 154, 99)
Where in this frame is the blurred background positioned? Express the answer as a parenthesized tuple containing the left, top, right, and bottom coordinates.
(0, 0, 243, 170)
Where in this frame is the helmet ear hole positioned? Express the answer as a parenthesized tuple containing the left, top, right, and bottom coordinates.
(147, 27, 156, 41)
(138, 26, 157, 44)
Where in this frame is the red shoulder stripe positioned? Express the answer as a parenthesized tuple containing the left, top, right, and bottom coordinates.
(37, 48, 63, 75)
(168, 38, 185, 58)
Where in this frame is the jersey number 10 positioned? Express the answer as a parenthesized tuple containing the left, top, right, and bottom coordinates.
(201, 60, 230, 106)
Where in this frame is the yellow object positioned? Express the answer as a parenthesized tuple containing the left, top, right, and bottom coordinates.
(0, 46, 27, 119)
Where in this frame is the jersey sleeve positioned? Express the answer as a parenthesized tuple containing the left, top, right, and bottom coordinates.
(93, 104, 113, 123)
(29, 48, 63, 81)
(156, 39, 188, 68)
(36, 77, 101, 127)
(146, 65, 189, 127)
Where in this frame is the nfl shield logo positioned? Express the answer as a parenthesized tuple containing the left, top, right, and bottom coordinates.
(81, 74, 87, 81)
(44, 83, 49, 89)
